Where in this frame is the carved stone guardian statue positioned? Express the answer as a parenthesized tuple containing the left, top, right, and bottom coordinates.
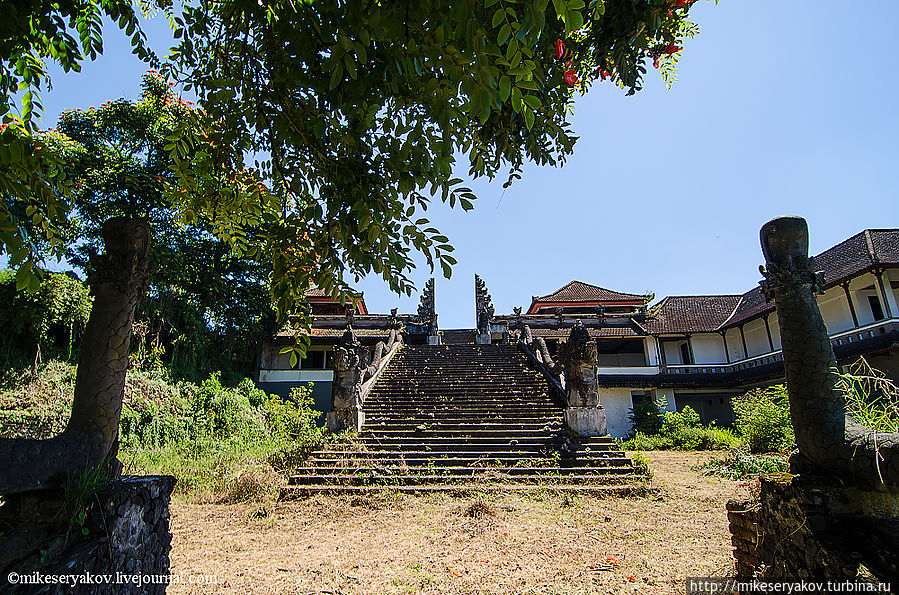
(327, 326, 369, 433)
(558, 321, 606, 436)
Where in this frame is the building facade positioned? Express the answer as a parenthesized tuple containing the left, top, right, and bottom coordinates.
(492, 229, 899, 436)
(257, 228, 899, 437)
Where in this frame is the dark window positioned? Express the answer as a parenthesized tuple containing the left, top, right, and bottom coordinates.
(869, 295, 885, 322)
(303, 350, 326, 369)
(680, 342, 693, 365)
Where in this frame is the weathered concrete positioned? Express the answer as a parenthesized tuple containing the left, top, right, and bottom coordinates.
(564, 406, 607, 437)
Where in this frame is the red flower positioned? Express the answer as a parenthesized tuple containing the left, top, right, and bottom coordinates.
(563, 69, 579, 86)
(555, 39, 565, 60)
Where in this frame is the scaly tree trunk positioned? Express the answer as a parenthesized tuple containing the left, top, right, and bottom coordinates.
(760, 216, 898, 488)
(0, 217, 150, 494)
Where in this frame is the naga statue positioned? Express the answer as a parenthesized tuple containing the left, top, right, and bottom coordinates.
(558, 320, 601, 409)
(760, 216, 898, 487)
(474, 274, 495, 343)
(328, 325, 403, 433)
(327, 326, 368, 432)
(0, 217, 151, 494)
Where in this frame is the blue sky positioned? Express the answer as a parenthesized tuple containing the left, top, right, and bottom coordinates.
(29, 0, 898, 328)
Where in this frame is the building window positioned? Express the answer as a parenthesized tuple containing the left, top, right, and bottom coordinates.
(303, 350, 326, 369)
(869, 295, 885, 322)
(679, 342, 693, 365)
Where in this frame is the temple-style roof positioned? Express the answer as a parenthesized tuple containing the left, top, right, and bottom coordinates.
(639, 295, 743, 335)
(304, 287, 368, 315)
(812, 229, 899, 288)
(527, 325, 642, 339)
(527, 281, 647, 314)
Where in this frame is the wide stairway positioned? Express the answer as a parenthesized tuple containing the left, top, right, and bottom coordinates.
(282, 344, 645, 497)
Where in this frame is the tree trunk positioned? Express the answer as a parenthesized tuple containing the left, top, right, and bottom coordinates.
(0, 217, 151, 494)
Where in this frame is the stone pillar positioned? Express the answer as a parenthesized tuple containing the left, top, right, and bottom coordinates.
(475, 274, 495, 345)
(559, 321, 607, 436)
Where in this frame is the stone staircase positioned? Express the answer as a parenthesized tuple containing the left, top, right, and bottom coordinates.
(281, 344, 646, 497)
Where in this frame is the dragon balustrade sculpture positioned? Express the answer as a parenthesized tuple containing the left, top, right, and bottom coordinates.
(328, 325, 403, 433)
(0, 217, 151, 494)
(760, 216, 898, 487)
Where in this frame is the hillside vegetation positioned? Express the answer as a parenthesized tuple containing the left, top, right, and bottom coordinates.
(0, 359, 323, 501)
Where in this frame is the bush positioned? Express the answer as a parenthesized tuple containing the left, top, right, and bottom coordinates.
(627, 395, 664, 436)
(620, 406, 743, 451)
(697, 448, 789, 480)
(0, 358, 323, 500)
(732, 385, 794, 453)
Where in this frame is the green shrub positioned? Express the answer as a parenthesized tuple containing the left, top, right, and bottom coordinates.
(697, 448, 789, 480)
(627, 395, 664, 436)
(620, 406, 742, 451)
(0, 358, 323, 500)
(732, 385, 794, 453)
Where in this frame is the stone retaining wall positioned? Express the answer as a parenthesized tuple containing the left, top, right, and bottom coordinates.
(727, 474, 899, 581)
(1, 475, 176, 594)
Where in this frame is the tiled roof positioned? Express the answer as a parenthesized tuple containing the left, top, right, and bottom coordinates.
(276, 327, 391, 338)
(534, 281, 647, 303)
(721, 228, 899, 328)
(527, 326, 641, 339)
(717, 287, 772, 329)
(305, 287, 330, 298)
(641, 295, 743, 334)
(812, 229, 899, 288)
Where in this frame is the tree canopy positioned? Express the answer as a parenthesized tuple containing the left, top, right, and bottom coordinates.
(0, 1, 160, 291)
(56, 72, 276, 380)
(2, 0, 707, 318)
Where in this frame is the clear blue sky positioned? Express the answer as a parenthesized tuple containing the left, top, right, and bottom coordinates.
(30, 0, 899, 328)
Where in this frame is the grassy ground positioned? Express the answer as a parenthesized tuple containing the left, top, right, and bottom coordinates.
(167, 451, 747, 595)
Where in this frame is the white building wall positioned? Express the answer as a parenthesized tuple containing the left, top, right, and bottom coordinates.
(743, 318, 770, 357)
(723, 328, 745, 361)
(654, 388, 677, 413)
(817, 288, 855, 333)
(886, 269, 899, 315)
(768, 314, 782, 350)
(599, 388, 635, 438)
(851, 273, 882, 326)
(690, 333, 727, 364)
(662, 340, 687, 364)
(644, 337, 660, 366)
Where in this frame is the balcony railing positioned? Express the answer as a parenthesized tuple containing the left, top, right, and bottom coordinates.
(663, 318, 898, 376)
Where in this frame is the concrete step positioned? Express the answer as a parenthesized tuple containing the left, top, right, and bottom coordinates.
(280, 483, 652, 498)
(288, 472, 642, 486)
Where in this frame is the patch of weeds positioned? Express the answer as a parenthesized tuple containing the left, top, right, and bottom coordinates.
(63, 462, 109, 537)
(464, 498, 496, 519)
(631, 451, 653, 479)
(559, 492, 580, 508)
(696, 448, 788, 480)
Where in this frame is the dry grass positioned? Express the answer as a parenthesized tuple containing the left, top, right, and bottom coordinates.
(168, 451, 749, 594)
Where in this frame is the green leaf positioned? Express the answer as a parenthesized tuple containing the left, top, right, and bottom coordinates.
(523, 105, 535, 130)
(499, 76, 511, 102)
(492, 8, 505, 28)
(522, 95, 542, 110)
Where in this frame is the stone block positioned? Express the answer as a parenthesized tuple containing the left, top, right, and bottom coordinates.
(564, 406, 607, 437)
(327, 407, 364, 433)
(427, 335, 441, 345)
